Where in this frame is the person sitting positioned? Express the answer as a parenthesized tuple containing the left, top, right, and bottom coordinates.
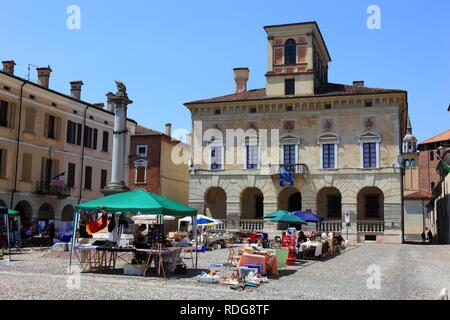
(133, 224, 148, 249)
(297, 231, 307, 244)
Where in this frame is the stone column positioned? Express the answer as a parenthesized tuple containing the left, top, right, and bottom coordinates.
(103, 82, 133, 196)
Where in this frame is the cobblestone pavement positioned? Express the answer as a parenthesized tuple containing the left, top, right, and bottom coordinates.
(0, 243, 449, 300)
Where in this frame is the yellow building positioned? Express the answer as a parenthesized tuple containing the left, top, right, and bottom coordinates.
(184, 22, 408, 243)
(0, 60, 136, 232)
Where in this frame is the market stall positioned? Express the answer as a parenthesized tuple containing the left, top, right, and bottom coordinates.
(0, 207, 19, 261)
(70, 190, 198, 276)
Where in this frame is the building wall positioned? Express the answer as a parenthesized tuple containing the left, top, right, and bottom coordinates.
(128, 135, 189, 205)
(404, 199, 425, 238)
(188, 94, 406, 244)
(0, 72, 136, 231)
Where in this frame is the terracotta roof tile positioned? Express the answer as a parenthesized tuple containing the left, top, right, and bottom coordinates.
(419, 130, 450, 145)
(185, 83, 405, 104)
(404, 190, 432, 200)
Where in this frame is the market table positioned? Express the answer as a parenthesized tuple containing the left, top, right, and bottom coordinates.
(237, 252, 278, 276)
(299, 241, 323, 259)
(96, 247, 136, 270)
(74, 245, 99, 272)
(136, 247, 186, 277)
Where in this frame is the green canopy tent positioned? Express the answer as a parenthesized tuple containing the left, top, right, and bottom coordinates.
(0, 208, 19, 261)
(269, 213, 306, 225)
(70, 190, 198, 271)
(263, 210, 290, 220)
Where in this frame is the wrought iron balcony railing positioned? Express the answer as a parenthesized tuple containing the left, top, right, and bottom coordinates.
(36, 181, 71, 197)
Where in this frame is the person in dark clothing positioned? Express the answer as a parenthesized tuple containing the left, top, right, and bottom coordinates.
(298, 231, 307, 244)
(47, 223, 56, 246)
(421, 231, 426, 244)
(427, 229, 433, 245)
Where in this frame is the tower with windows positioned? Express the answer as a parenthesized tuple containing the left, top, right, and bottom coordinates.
(264, 22, 331, 96)
(402, 117, 419, 190)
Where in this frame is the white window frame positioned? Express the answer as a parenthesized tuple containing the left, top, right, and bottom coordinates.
(136, 145, 148, 157)
(318, 133, 339, 170)
(280, 137, 300, 165)
(208, 143, 224, 171)
(134, 159, 148, 184)
(359, 132, 381, 169)
(243, 138, 260, 170)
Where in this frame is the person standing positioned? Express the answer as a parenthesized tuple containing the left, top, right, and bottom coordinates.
(48, 223, 56, 246)
(427, 229, 433, 245)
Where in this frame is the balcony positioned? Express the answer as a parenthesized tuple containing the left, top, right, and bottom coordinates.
(269, 164, 308, 175)
(36, 181, 71, 197)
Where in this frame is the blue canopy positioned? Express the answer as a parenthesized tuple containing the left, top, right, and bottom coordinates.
(291, 211, 323, 223)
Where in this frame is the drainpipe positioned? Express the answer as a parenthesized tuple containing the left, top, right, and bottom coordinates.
(78, 105, 90, 204)
(10, 81, 27, 210)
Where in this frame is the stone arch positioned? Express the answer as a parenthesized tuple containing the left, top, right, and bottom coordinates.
(38, 203, 55, 222)
(241, 187, 264, 219)
(204, 187, 227, 220)
(61, 205, 75, 222)
(278, 187, 302, 212)
(317, 187, 342, 219)
(14, 201, 33, 225)
(0, 199, 7, 208)
(357, 187, 384, 220)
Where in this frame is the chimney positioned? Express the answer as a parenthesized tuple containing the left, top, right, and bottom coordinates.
(2, 60, 16, 75)
(353, 80, 365, 87)
(36, 66, 52, 88)
(165, 123, 172, 136)
(92, 103, 105, 109)
(106, 92, 115, 112)
(70, 81, 84, 100)
(233, 67, 250, 93)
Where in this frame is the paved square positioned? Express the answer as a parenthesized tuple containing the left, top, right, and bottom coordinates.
(0, 244, 449, 300)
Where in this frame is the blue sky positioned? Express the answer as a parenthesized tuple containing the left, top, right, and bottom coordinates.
(1, 0, 449, 142)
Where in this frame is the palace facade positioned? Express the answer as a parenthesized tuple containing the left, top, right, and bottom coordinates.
(184, 22, 408, 243)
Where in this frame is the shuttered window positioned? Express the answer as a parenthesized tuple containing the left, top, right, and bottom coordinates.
(102, 131, 109, 152)
(0, 100, 8, 127)
(136, 167, 146, 183)
(21, 153, 32, 182)
(0, 149, 7, 179)
(84, 166, 92, 190)
(45, 114, 61, 140)
(100, 169, 108, 189)
(67, 163, 76, 188)
(24, 107, 35, 133)
(84, 126, 98, 149)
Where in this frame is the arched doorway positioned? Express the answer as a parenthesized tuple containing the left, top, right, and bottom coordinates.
(38, 203, 55, 230)
(61, 205, 74, 233)
(278, 187, 302, 212)
(317, 187, 342, 220)
(14, 201, 33, 226)
(204, 187, 227, 220)
(357, 187, 384, 220)
(241, 188, 264, 219)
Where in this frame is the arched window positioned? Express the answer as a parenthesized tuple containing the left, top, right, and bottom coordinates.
(404, 160, 410, 168)
(284, 39, 296, 65)
(411, 159, 415, 167)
